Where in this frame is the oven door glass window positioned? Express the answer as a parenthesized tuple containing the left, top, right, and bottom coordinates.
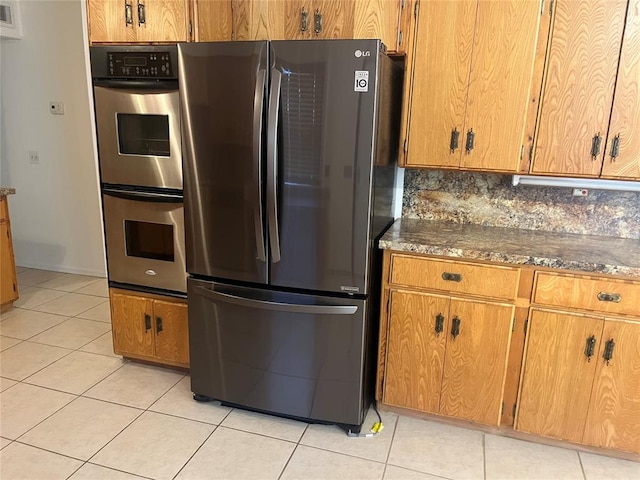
(117, 113, 170, 156)
(124, 220, 174, 262)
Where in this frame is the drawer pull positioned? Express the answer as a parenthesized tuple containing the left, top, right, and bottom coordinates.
(144, 313, 152, 332)
(435, 313, 445, 337)
(442, 272, 462, 282)
(584, 335, 597, 362)
(451, 316, 461, 340)
(597, 292, 621, 303)
(156, 316, 163, 334)
(603, 338, 616, 365)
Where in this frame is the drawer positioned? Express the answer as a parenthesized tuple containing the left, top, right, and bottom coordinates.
(533, 272, 640, 317)
(389, 254, 520, 301)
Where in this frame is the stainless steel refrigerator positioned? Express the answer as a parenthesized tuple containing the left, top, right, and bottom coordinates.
(178, 40, 402, 432)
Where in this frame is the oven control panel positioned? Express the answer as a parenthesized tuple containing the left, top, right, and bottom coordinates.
(107, 51, 173, 78)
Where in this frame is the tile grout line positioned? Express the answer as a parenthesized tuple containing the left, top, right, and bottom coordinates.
(84, 462, 154, 480)
(577, 451, 588, 480)
(483, 433, 487, 480)
(170, 426, 218, 480)
(276, 422, 309, 480)
(382, 410, 400, 478)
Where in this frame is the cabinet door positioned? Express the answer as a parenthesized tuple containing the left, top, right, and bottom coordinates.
(232, 0, 290, 40)
(383, 290, 449, 414)
(516, 309, 603, 443)
(601, 0, 640, 180)
(353, 0, 401, 52)
(532, 0, 627, 176)
(439, 298, 513, 425)
(583, 320, 640, 453)
(88, 0, 137, 43)
(405, 0, 476, 168)
(314, 0, 354, 39)
(135, 0, 190, 42)
(153, 299, 190, 365)
(110, 291, 155, 357)
(0, 221, 17, 306)
(461, 0, 539, 171)
(195, 0, 233, 41)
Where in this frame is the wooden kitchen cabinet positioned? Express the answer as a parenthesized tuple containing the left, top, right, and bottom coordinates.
(194, 0, 233, 41)
(0, 195, 18, 309)
(87, 0, 190, 44)
(516, 271, 640, 454)
(531, 0, 639, 179)
(110, 289, 189, 367)
(403, 0, 540, 171)
(380, 252, 516, 425)
(230, 0, 402, 51)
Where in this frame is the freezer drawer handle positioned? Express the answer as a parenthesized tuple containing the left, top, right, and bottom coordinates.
(103, 188, 183, 203)
(194, 286, 358, 315)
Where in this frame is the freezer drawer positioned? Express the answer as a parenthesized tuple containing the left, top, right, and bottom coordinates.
(188, 278, 369, 427)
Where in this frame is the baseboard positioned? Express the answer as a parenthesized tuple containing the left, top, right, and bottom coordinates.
(16, 262, 106, 278)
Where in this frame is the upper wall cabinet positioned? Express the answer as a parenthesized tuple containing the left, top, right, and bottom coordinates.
(531, 0, 639, 180)
(194, 0, 233, 41)
(402, 0, 541, 172)
(230, 0, 403, 52)
(88, 0, 191, 43)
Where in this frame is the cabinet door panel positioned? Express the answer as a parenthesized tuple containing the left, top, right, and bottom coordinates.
(383, 290, 449, 414)
(439, 299, 513, 425)
(196, 0, 233, 41)
(516, 309, 603, 442)
(153, 300, 189, 364)
(315, 0, 354, 39)
(583, 320, 640, 453)
(405, 0, 476, 168)
(88, 0, 137, 43)
(110, 292, 155, 357)
(352, 0, 400, 51)
(135, 0, 189, 42)
(461, 0, 540, 171)
(532, 0, 627, 176)
(601, 0, 640, 180)
(0, 221, 17, 306)
(232, 0, 288, 40)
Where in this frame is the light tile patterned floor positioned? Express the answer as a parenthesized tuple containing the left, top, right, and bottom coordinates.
(1, 269, 638, 480)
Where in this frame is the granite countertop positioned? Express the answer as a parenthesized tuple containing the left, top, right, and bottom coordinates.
(0, 188, 16, 197)
(379, 218, 640, 278)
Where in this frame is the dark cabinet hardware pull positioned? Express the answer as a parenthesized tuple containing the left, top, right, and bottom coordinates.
(465, 128, 475, 154)
(451, 316, 461, 340)
(603, 338, 615, 365)
(584, 335, 596, 362)
(144, 313, 151, 332)
(610, 134, 620, 160)
(442, 272, 462, 282)
(156, 316, 163, 334)
(300, 7, 308, 32)
(450, 128, 460, 153)
(137, 1, 146, 25)
(314, 10, 322, 35)
(435, 313, 445, 336)
(125, 1, 133, 25)
(590, 133, 602, 159)
(597, 292, 621, 303)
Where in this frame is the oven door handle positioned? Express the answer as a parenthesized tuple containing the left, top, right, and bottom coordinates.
(93, 79, 178, 91)
(103, 188, 183, 203)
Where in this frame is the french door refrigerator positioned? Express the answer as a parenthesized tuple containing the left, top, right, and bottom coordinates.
(178, 40, 402, 432)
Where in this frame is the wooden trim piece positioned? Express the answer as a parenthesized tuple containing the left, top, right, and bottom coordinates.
(397, 0, 418, 166)
(520, 0, 554, 172)
(375, 249, 392, 401)
(120, 351, 189, 369)
(501, 306, 529, 426)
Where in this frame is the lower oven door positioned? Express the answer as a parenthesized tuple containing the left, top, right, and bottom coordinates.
(103, 189, 186, 293)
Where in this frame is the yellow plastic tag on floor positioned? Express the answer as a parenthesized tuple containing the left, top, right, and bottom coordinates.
(370, 422, 384, 434)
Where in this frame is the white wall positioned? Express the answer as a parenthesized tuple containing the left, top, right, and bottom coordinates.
(0, 0, 106, 276)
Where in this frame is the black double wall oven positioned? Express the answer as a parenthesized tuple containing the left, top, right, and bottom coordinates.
(91, 45, 186, 294)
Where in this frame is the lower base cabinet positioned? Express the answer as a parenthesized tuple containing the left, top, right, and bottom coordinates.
(383, 289, 513, 425)
(517, 308, 640, 454)
(110, 288, 189, 368)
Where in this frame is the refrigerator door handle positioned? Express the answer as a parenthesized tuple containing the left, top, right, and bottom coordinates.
(194, 286, 358, 315)
(254, 68, 267, 262)
(267, 68, 282, 263)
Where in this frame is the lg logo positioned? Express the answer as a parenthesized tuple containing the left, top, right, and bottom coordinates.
(354, 50, 371, 58)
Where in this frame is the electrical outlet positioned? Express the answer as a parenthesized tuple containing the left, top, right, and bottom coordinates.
(572, 188, 588, 197)
(28, 151, 40, 164)
(49, 102, 64, 115)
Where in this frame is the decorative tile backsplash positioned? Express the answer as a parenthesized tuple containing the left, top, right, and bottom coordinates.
(403, 170, 640, 240)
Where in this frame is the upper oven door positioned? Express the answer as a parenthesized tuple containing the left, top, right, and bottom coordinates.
(94, 82, 182, 190)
